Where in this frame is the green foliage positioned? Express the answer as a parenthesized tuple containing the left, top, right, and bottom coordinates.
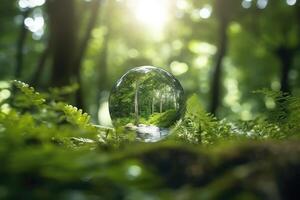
(60, 104, 92, 129)
(148, 110, 177, 127)
(173, 94, 240, 144)
(254, 89, 300, 138)
(49, 84, 79, 101)
(0, 82, 300, 199)
(173, 93, 300, 145)
(13, 80, 46, 107)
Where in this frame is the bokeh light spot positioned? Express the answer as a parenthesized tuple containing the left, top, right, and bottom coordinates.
(257, 0, 268, 9)
(130, 0, 169, 32)
(18, 0, 45, 9)
(287, 0, 297, 6)
(170, 61, 189, 75)
(127, 165, 142, 179)
(242, 0, 252, 9)
(199, 5, 212, 19)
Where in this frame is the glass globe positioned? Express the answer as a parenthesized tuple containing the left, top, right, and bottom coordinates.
(109, 66, 185, 142)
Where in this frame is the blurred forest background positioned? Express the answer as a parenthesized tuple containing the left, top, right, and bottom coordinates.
(1, 0, 300, 125)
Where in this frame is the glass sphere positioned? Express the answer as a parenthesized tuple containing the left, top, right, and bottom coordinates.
(109, 66, 185, 142)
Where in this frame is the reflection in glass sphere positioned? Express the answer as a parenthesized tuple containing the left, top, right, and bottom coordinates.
(109, 66, 185, 142)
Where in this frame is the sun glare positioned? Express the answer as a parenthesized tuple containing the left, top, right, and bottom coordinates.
(130, 0, 169, 31)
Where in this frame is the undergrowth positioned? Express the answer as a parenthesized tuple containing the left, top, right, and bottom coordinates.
(0, 80, 299, 199)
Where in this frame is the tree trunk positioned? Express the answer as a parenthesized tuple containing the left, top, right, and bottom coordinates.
(134, 82, 139, 125)
(31, 43, 49, 87)
(277, 47, 293, 94)
(15, 9, 30, 79)
(94, 27, 110, 122)
(160, 94, 163, 113)
(209, 1, 229, 115)
(272, 46, 294, 117)
(173, 93, 177, 110)
(92, 0, 115, 122)
(47, 0, 77, 87)
(73, 0, 102, 109)
(152, 97, 155, 114)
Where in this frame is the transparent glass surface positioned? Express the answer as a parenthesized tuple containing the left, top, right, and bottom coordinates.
(109, 66, 185, 142)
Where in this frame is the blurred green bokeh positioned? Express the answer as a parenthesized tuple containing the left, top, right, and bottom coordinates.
(1, 0, 300, 124)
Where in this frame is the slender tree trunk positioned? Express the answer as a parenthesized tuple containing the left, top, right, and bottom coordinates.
(272, 5, 300, 114)
(149, 99, 151, 115)
(47, 0, 77, 87)
(274, 47, 294, 117)
(277, 47, 293, 94)
(93, 0, 115, 123)
(209, 1, 229, 115)
(174, 94, 177, 109)
(94, 28, 110, 122)
(135, 82, 139, 125)
(160, 94, 163, 113)
(31, 43, 49, 87)
(152, 97, 155, 114)
(73, 0, 102, 109)
(15, 9, 30, 79)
